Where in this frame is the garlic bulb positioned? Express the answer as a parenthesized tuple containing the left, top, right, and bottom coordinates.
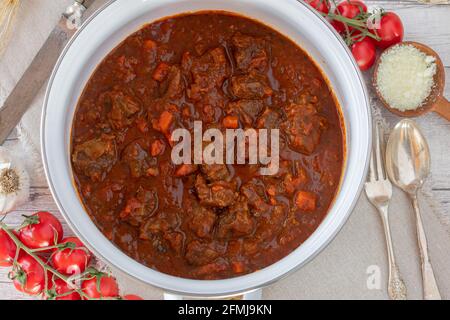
(0, 146, 29, 214)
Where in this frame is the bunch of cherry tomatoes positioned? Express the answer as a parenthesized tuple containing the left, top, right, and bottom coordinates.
(305, 0, 404, 70)
(0, 211, 142, 300)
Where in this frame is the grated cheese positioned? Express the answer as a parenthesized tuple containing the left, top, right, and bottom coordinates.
(376, 44, 437, 111)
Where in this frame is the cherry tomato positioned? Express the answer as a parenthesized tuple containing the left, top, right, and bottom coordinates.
(123, 294, 144, 300)
(330, 19, 345, 34)
(51, 237, 92, 275)
(0, 229, 17, 267)
(337, 0, 367, 16)
(332, 0, 368, 32)
(305, 0, 330, 14)
(18, 211, 63, 250)
(49, 278, 81, 300)
(370, 12, 404, 49)
(81, 275, 120, 299)
(12, 254, 46, 296)
(351, 37, 377, 71)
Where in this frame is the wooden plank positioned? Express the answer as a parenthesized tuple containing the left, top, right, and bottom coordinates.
(433, 190, 450, 217)
(2, 187, 60, 215)
(0, 189, 75, 238)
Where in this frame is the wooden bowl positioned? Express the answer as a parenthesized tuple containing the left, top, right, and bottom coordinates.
(373, 41, 450, 120)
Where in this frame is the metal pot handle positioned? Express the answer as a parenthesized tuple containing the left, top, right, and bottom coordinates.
(163, 289, 263, 300)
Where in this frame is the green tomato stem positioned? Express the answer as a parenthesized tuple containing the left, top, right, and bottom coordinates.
(0, 222, 93, 300)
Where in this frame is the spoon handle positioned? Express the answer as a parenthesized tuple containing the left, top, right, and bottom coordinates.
(433, 96, 450, 121)
(378, 206, 407, 300)
(412, 196, 442, 300)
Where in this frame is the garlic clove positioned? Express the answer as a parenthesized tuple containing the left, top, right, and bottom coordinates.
(0, 146, 30, 214)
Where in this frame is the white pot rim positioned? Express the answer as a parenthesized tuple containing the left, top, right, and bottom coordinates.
(41, 0, 371, 297)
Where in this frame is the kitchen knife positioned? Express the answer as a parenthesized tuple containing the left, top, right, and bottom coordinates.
(0, 0, 96, 144)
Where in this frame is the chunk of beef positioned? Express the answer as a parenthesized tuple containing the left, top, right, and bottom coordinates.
(186, 47, 230, 101)
(279, 160, 308, 195)
(161, 65, 184, 100)
(163, 232, 184, 254)
(240, 181, 271, 215)
(227, 99, 264, 126)
(121, 140, 157, 178)
(242, 203, 286, 254)
(120, 187, 158, 226)
(232, 32, 268, 72)
(188, 205, 217, 238)
(200, 164, 230, 182)
(216, 198, 255, 239)
(152, 62, 170, 81)
(242, 239, 260, 256)
(150, 139, 166, 157)
(72, 135, 117, 182)
(139, 210, 179, 240)
(253, 204, 286, 242)
(256, 108, 281, 129)
(192, 259, 229, 279)
(151, 109, 177, 140)
(281, 103, 327, 155)
(104, 90, 141, 129)
(175, 164, 198, 177)
(295, 191, 317, 212)
(195, 175, 237, 208)
(114, 55, 137, 83)
(89, 183, 124, 214)
(185, 240, 222, 266)
(283, 171, 307, 195)
(230, 72, 273, 99)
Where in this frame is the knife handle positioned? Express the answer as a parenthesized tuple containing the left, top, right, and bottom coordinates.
(76, 0, 96, 9)
(64, 0, 95, 29)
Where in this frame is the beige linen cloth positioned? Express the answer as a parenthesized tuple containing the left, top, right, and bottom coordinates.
(0, 0, 449, 300)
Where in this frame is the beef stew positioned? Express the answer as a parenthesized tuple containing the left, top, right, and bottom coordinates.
(71, 12, 345, 279)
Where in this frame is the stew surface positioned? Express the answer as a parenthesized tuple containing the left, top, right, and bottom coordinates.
(71, 12, 345, 279)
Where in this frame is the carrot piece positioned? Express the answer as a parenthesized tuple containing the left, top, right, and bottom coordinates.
(295, 191, 317, 212)
(143, 39, 156, 51)
(150, 139, 165, 157)
(175, 164, 198, 177)
(223, 115, 239, 129)
(158, 111, 174, 134)
(267, 185, 277, 197)
(182, 106, 191, 118)
(284, 175, 307, 195)
(146, 167, 160, 177)
(117, 55, 126, 66)
(231, 261, 245, 274)
(119, 198, 141, 219)
(136, 118, 148, 133)
(152, 62, 170, 81)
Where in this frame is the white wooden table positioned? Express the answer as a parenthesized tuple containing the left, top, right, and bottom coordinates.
(0, 0, 449, 300)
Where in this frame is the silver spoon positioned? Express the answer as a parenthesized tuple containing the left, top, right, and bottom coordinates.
(385, 119, 441, 300)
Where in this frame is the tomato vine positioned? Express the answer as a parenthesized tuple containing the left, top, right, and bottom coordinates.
(0, 213, 138, 300)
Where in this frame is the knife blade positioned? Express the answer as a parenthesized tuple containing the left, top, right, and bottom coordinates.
(0, 0, 96, 144)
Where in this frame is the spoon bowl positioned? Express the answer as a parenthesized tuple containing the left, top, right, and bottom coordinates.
(373, 42, 450, 121)
(385, 119, 430, 195)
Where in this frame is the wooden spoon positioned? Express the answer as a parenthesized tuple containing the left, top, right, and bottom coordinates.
(373, 41, 450, 120)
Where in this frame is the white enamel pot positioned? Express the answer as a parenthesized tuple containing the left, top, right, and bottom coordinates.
(41, 0, 371, 298)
